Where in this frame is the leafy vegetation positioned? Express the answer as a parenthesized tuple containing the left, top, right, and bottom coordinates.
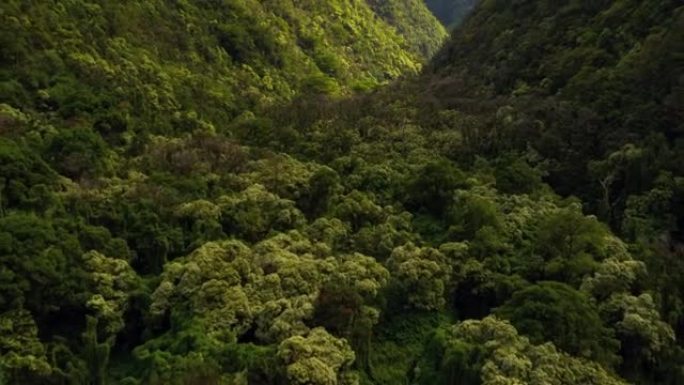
(0, 0, 682, 384)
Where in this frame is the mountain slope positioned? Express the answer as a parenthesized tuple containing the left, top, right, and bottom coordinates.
(0, 0, 444, 138)
(0, 1, 683, 385)
(0, 1, 450, 383)
(253, 1, 684, 383)
(366, 0, 447, 57)
(427, 0, 684, 233)
(417, 2, 684, 381)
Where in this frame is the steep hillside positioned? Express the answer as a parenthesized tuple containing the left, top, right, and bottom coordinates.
(426, 0, 684, 244)
(0, 0, 444, 138)
(249, 0, 684, 383)
(0, 1, 450, 384)
(366, 0, 447, 57)
(417, 1, 684, 382)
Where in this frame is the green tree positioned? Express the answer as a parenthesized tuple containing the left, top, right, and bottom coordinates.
(417, 316, 628, 385)
(0, 309, 52, 383)
(82, 251, 140, 336)
(315, 253, 389, 368)
(447, 188, 502, 241)
(331, 190, 384, 232)
(496, 282, 620, 367)
(532, 207, 608, 285)
(600, 293, 675, 373)
(406, 160, 465, 216)
(0, 137, 56, 213)
(174, 199, 225, 250)
(386, 242, 451, 310)
(278, 327, 358, 385)
(218, 184, 305, 242)
(46, 127, 109, 179)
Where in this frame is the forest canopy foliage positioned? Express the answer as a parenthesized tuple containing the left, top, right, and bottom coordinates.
(0, 0, 683, 385)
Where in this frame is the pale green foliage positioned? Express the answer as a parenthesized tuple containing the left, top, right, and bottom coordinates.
(218, 184, 305, 241)
(150, 232, 388, 345)
(174, 199, 221, 222)
(366, 0, 447, 57)
(192, 280, 252, 341)
(0, 309, 52, 379)
(251, 233, 328, 342)
(82, 250, 139, 335)
(330, 253, 390, 298)
(252, 232, 326, 297)
(0, 104, 29, 136)
(305, 217, 350, 249)
(581, 256, 646, 300)
(1, 0, 442, 143)
(253, 233, 389, 342)
(352, 210, 417, 259)
(150, 240, 255, 339)
(249, 233, 322, 340)
(439, 241, 471, 279)
(244, 155, 321, 201)
(578, 236, 674, 361)
(600, 293, 675, 360)
(442, 317, 628, 385)
(332, 190, 385, 231)
(494, 193, 560, 238)
(386, 242, 451, 310)
(278, 327, 357, 385)
(256, 295, 316, 343)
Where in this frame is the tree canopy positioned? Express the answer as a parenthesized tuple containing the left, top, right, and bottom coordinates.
(0, 0, 682, 384)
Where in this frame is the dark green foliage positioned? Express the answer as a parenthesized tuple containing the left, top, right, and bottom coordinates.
(531, 209, 606, 284)
(446, 189, 501, 240)
(0, 212, 84, 315)
(0, 137, 56, 213)
(406, 160, 465, 216)
(299, 167, 341, 218)
(496, 282, 620, 367)
(414, 326, 483, 385)
(46, 126, 108, 179)
(418, 6, 684, 380)
(82, 316, 113, 385)
(493, 153, 543, 194)
(428, 0, 684, 236)
(370, 312, 450, 385)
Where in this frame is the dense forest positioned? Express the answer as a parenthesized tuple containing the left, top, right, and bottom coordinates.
(0, 0, 682, 384)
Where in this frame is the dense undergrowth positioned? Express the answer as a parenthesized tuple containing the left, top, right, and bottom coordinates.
(0, 1, 683, 384)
